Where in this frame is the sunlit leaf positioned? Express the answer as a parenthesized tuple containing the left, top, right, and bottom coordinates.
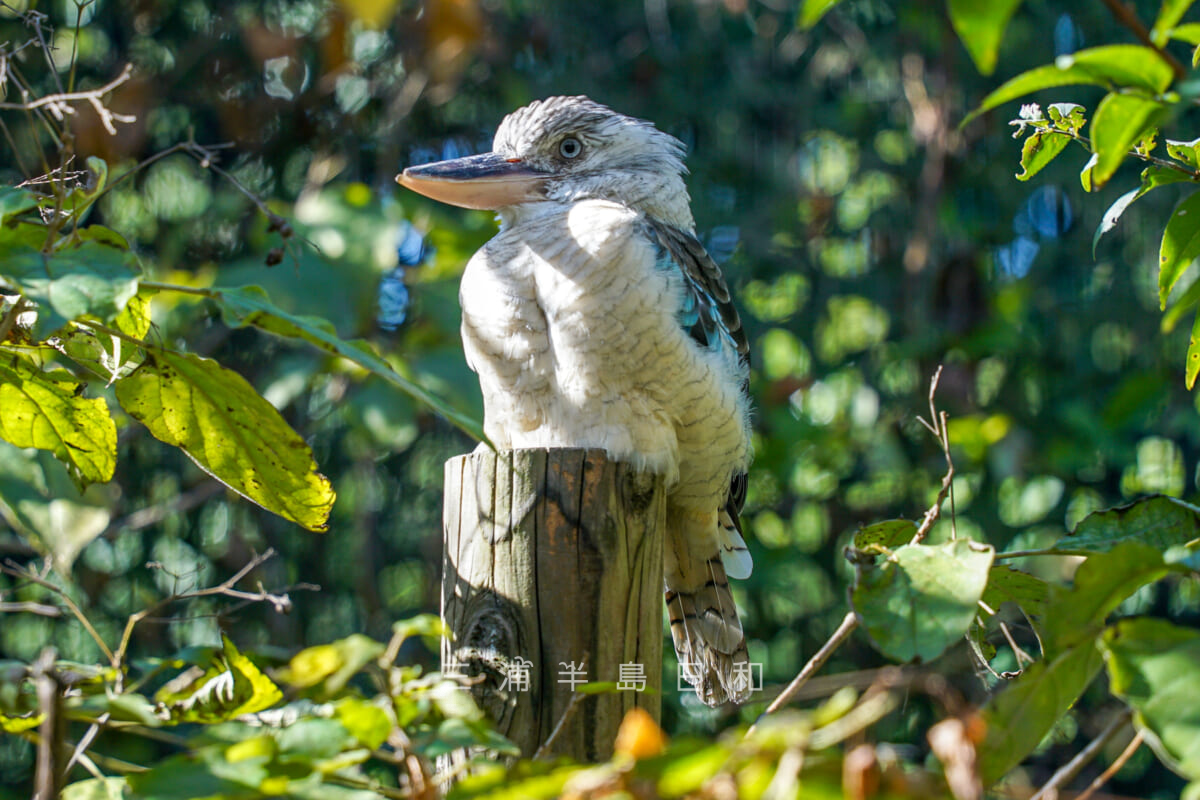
(0, 710, 44, 733)
(1159, 190, 1200, 309)
(1089, 92, 1164, 190)
(852, 518, 916, 550)
(947, 0, 1023, 75)
(61, 778, 129, 800)
(965, 45, 1175, 126)
(1172, 21, 1200, 43)
(335, 697, 392, 750)
(114, 345, 335, 532)
(851, 539, 995, 662)
(797, 0, 842, 29)
(1102, 617, 1200, 779)
(614, 707, 668, 759)
(1189, 310, 1200, 389)
(1168, 136, 1200, 167)
(155, 635, 282, 723)
(0, 356, 116, 485)
(1093, 166, 1192, 256)
(278, 634, 385, 693)
(1016, 130, 1071, 181)
(1153, 0, 1198, 46)
(214, 285, 485, 442)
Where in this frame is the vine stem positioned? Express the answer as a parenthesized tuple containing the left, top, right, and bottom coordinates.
(1030, 709, 1133, 800)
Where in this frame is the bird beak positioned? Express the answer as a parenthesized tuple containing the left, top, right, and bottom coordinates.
(396, 153, 549, 210)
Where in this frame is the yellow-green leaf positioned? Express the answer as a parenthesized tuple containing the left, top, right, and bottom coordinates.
(1188, 309, 1200, 388)
(1089, 92, 1165, 190)
(0, 357, 116, 485)
(947, 0, 1023, 75)
(1016, 130, 1071, 181)
(1159, 190, 1200, 309)
(1153, 0, 1198, 45)
(798, 0, 842, 29)
(155, 635, 281, 723)
(114, 346, 334, 531)
(965, 45, 1175, 126)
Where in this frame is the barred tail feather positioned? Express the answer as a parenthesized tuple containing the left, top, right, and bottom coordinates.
(665, 522, 752, 705)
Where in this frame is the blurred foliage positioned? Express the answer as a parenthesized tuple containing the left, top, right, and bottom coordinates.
(3, 0, 1200, 796)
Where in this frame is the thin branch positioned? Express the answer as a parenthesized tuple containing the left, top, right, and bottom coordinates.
(1030, 709, 1133, 800)
(0, 600, 62, 617)
(534, 662, 589, 762)
(913, 365, 955, 543)
(747, 610, 860, 736)
(1075, 729, 1144, 800)
(0, 560, 114, 662)
(1099, 0, 1188, 81)
(112, 549, 295, 680)
(0, 63, 136, 135)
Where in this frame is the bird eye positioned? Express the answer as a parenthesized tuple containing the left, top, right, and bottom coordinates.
(559, 137, 583, 159)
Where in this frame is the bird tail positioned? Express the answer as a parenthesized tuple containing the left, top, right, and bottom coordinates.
(665, 510, 752, 706)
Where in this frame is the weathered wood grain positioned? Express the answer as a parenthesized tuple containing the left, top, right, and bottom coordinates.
(442, 447, 665, 761)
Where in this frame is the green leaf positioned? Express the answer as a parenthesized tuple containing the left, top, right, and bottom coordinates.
(1043, 542, 1184, 656)
(852, 518, 916, 550)
(155, 635, 282, 724)
(1016, 130, 1071, 181)
(1, 240, 141, 336)
(1102, 618, 1200, 779)
(1159, 190, 1200, 309)
(61, 778, 129, 800)
(0, 442, 111, 572)
(1081, 152, 1100, 192)
(1089, 92, 1165, 190)
(0, 186, 38, 223)
(214, 285, 485, 443)
(1172, 22, 1200, 43)
(1093, 165, 1193, 256)
(277, 633, 386, 693)
(1094, 187, 1143, 256)
(851, 539, 995, 662)
(947, 0, 1023, 75)
(1056, 495, 1200, 565)
(114, 345, 335, 532)
(1189, 309, 1200, 389)
(1153, 0, 1198, 46)
(1168, 136, 1200, 167)
(335, 698, 392, 750)
(964, 45, 1176, 126)
(981, 565, 1050, 618)
(0, 355, 116, 485)
(0, 710, 44, 733)
(797, 0, 842, 29)
(978, 641, 1105, 785)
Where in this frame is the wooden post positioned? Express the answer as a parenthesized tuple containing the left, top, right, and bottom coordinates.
(442, 448, 665, 761)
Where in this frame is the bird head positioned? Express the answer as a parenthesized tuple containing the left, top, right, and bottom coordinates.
(397, 96, 693, 229)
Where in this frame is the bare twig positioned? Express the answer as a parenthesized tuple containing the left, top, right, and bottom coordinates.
(1075, 728, 1144, 800)
(113, 549, 284, 674)
(63, 711, 109, 777)
(0, 600, 61, 617)
(1030, 709, 1133, 800)
(0, 63, 136, 135)
(534, 690, 586, 759)
(747, 610, 860, 736)
(1099, 0, 1188, 81)
(913, 365, 955, 543)
(0, 560, 114, 662)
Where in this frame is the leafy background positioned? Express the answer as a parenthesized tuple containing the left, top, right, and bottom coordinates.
(2, 0, 1200, 797)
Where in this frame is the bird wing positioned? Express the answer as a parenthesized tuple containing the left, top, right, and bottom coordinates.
(642, 217, 752, 579)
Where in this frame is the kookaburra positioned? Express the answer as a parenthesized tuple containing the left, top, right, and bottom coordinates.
(397, 96, 753, 705)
